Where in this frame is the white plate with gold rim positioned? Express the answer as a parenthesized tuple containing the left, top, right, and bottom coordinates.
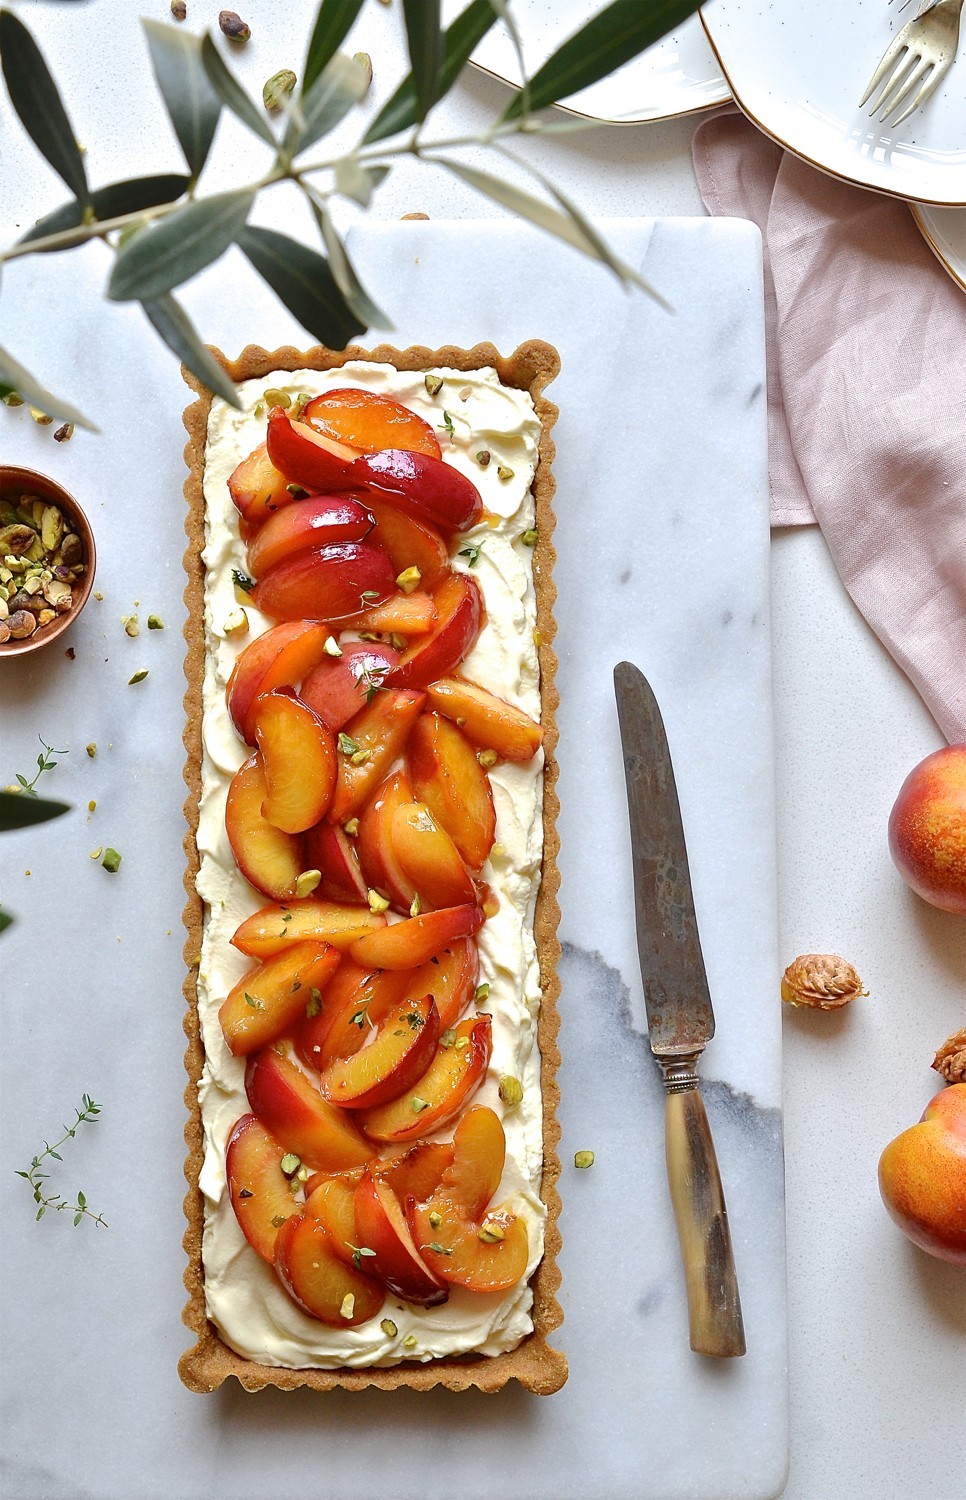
(701, 0, 966, 206)
(469, 0, 730, 124)
(912, 202, 966, 289)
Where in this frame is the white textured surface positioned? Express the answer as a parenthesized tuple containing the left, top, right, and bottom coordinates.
(1, 3, 963, 1499)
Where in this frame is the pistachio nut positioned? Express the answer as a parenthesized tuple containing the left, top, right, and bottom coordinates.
(7, 610, 37, 638)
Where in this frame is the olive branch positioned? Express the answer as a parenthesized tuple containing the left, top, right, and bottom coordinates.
(0, 0, 701, 427)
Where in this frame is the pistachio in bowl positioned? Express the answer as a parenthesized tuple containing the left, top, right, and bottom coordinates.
(0, 466, 96, 656)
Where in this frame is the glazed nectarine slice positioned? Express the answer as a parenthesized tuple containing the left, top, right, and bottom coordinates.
(395, 938, 479, 1031)
(387, 573, 484, 690)
(341, 592, 438, 637)
(303, 820, 368, 901)
(219, 941, 340, 1055)
(225, 755, 305, 900)
(245, 1048, 375, 1172)
(231, 899, 386, 959)
(425, 676, 543, 762)
(357, 769, 418, 913)
(376, 1140, 454, 1205)
(358, 1015, 491, 1144)
(304, 388, 441, 458)
(432, 1105, 507, 1220)
(409, 1201, 529, 1294)
(226, 620, 334, 745)
(302, 1175, 363, 1270)
(228, 442, 294, 529)
(253, 542, 396, 625)
(318, 994, 440, 1110)
(364, 495, 449, 589)
(329, 688, 425, 823)
(253, 689, 337, 834)
(353, 449, 483, 534)
(390, 800, 477, 911)
(300, 641, 400, 732)
(225, 1113, 299, 1262)
(266, 408, 362, 491)
(354, 1170, 448, 1305)
(349, 903, 484, 971)
(408, 711, 496, 870)
(296, 963, 413, 1073)
(247, 494, 374, 578)
(274, 1212, 384, 1325)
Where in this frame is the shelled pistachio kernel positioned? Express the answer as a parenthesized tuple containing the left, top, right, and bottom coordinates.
(380, 1318, 398, 1339)
(29, 406, 54, 425)
(402, 1333, 418, 1349)
(223, 607, 249, 637)
(498, 1075, 523, 1108)
(424, 373, 443, 397)
(477, 748, 498, 769)
(294, 869, 321, 898)
(368, 889, 389, 914)
(123, 614, 139, 637)
(574, 1150, 595, 1170)
(101, 848, 122, 874)
(128, 669, 149, 684)
(219, 9, 250, 42)
(86, 742, 97, 758)
(262, 69, 296, 112)
(395, 566, 421, 594)
(340, 1293, 355, 1320)
(147, 614, 164, 630)
(478, 1219, 505, 1243)
(323, 635, 342, 657)
(263, 387, 291, 409)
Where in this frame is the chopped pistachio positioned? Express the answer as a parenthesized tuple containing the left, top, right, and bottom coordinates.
(94, 590, 104, 601)
(350, 748, 371, 767)
(423, 373, 443, 397)
(128, 669, 149, 684)
(426, 1241, 453, 1255)
(338, 732, 360, 757)
(262, 69, 297, 112)
(305, 987, 323, 1018)
(496, 464, 514, 481)
(219, 9, 251, 42)
(439, 1028, 456, 1049)
(455, 1036, 469, 1051)
(171, 0, 187, 19)
(574, 1150, 595, 1170)
(123, 613, 140, 637)
(476, 450, 491, 467)
(323, 635, 343, 657)
(353, 51, 373, 92)
(340, 1293, 355, 1320)
(280, 1153, 301, 1176)
(86, 742, 97, 758)
(270, 1213, 287, 1228)
(520, 528, 538, 547)
(223, 607, 249, 637)
(368, 888, 390, 914)
(53, 422, 74, 443)
(263, 387, 291, 409)
(380, 1318, 398, 1339)
(395, 565, 421, 594)
(89, 847, 103, 860)
(388, 633, 407, 652)
(478, 1219, 505, 1243)
(101, 847, 122, 874)
(88, 800, 96, 812)
(411, 1096, 429, 1113)
(402, 1333, 418, 1349)
(409, 892, 422, 918)
(343, 817, 360, 837)
(294, 869, 321, 898)
(290, 393, 310, 419)
(147, 614, 164, 630)
(498, 1075, 524, 1108)
(285, 483, 309, 499)
(29, 406, 54, 425)
(428, 1210, 443, 1229)
(474, 982, 490, 1004)
(477, 748, 498, 768)
(1, 391, 24, 407)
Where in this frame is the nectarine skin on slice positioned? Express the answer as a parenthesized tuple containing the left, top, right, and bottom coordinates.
(318, 994, 441, 1110)
(349, 903, 484, 971)
(357, 769, 418, 913)
(434, 1105, 507, 1220)
(225, 755, 305, 900)
(226, 620, 335, 746)
(297, 964, 414, 1074)
(301, 1176, 363, 1270)
(389, 801, 477, 911)
(409, 1201, 529, 1294)
(253, 542, 396, 626)
(254, 689, 338, 834)
(425, 676, 543, 762)
(226, 1113, 299, 1263)
(266, 409, 362, 492)
(247, 494, 375, 579)
(358, 1015, 491, 1143)
(364, 495, 449, 589)
(408, 711, 497, 871)
(231, 898, 387, 958)
(228, 442, 294, 528)
(300, 641, 400, 732)
(304, 388, 442, 458)
(354, 1170, 448, 1305)
(396, 938, 480, 1031)
(219, 940, 340, 1055)
(303, 820, 368, 901)
(387, 573, 485, 691)
(328, 689, 425, 824)
(245, 1048, 375, 1171)
(274, 1213, 385, 1325)
(353, 449, 483, 534)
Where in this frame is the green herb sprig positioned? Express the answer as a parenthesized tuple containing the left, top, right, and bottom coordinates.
(15, 1094, 108, 1227)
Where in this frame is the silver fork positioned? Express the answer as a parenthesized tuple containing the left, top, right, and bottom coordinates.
(860, 0, 965, 127)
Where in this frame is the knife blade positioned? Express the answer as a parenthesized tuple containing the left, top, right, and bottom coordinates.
(614, 660, 746, 1358)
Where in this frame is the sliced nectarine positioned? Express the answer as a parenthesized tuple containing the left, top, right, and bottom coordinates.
(253, 541, 397, 625)
(357, 769, 417, 913)
(396, 938, 479, 1031)
(319, 994, 440, 1110)
(226, 620, 333, 745)
(228, 442, 294, 528)
(300, 641, 400, 731)
(349, 903, 484, 971)
(340, 592, 438, 637)
(253, 689, 337, 834)
(245, 1048, 375, 1171)
(358, 1015, 491, 1144)
(409, 1201, 529, 1294)
(375, 1140, 454, 1205)
(296, 964, 413, 1073)
(274, 1212, 384, 1325)
(387, 573, 485, 690)
(390, 800, 477, 911)
(364, 495, 449, 588)
(304, 388, 441, 458)
(354, 1170, 448, 1305)
(353, 449, 483, 534)
(247, 494, 374, 579)
(266, 408, 362, 491)
(225, 1113, 299, 1262)
(219, 941, 340, 1055)
(433, 1105, 507, 1219)
(302, 1175, 363, 1270)
(303, 819, 368, 901)
(425, 675, 543, 762)
(408, 711, 496, 870)
(225, 755, 305, 900)
(329, 688, 425, 823)
(231, 899, 386, 959)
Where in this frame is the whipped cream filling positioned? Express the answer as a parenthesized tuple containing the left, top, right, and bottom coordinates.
(196, 362, 547, 1367)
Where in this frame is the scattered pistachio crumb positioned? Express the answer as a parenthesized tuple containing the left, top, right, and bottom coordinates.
(380, 1318, 398, 1338)
(101, 848, 122, 874)
(476, 449, 491, 467)
(128, 669, 149, 684)
(262, 69, 297, 112)
(423, 373, 443, 397)
(455, 1036, 469, 1050)
(395, 565, 421, 594)
(477, 748, 498, 768)
(409, 892, 422, 918)
(439, 1028, 456, 1049)
(94, 590, 104, 601)
(123, 614, 139, 637)
(340, 1293, 355, 1320)
(428, 1210, 442, 1228)
(53, 422, 73, 443)
(498, 1075, 523, 1108)
(574, 1150, 595, 1170)
(323, 635, 343, 657)
(294, 869, 321, 898)
(368, 889, 390, 914)
(280, 1153, 301, 1176)
(86, 742, 97, 758)
(147, 614, 164, 630)
(171, 0, 187, 20)
(478, 1220, 505, 1243)
(338, 732, 360, 757)
(520, 528, 538, 547)
(474, 982, 490, 1004)
(223, 607, 249, 637)
(350, 748, 371, 767)
(496, 464, 515, 481)
(29, 406, 53, 425)
(343, 817, 359, 836)
(411, 1096, 429, 1113)
(219, 9, 251, 42)
(263, 388, 291, 409)
(402, 1333, 418, 1349)
(89, 847, 103, 860)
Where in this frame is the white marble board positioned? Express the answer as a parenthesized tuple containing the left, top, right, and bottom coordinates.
(0, 218, 786, 1500)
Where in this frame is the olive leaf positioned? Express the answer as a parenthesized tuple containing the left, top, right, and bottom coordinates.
(0, 342, 97, 430)
(500, 0, 703, 119)
(107, 189, 254, 303)
(200, 34, 278, 148)
(237, 226, 365, 350)
(334, 158, 389, 209)
(0, 790, 71, 832)
(0, 9, 89, 206)
(401, 0, 442, 123)
(363, 0, 498, 145)
(141, 294, 241, 408)
(18, 175, 191, 249)
(307, 195, 392, 330)
(143, 19, 221, 183)
(303, 0, 366, 94)
(285, 51, 370, 157)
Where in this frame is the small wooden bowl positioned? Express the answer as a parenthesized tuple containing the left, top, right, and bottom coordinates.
(0, 466, 96, 658)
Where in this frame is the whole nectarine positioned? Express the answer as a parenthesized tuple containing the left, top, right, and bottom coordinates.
(877, 1084, 966, 1262)
(888, 745, 966, 913)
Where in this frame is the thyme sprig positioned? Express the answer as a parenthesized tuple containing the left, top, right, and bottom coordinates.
(12, 736, 67, 796)
(16, 1093, 108, 1227)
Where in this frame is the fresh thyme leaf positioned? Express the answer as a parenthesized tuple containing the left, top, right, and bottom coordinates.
(439, 409, 455, 437)
(232, 568, 255, 593)
(458, 542, 481, 567)
(16, 1094, 107, 1228)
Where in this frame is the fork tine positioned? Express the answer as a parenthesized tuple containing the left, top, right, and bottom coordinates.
(890, 59, 944, 124)
(859, 34, 911, 107)
(877, 54, 931, 118)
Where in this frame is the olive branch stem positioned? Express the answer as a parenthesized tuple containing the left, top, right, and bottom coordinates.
(15, 1093, 108, 1227)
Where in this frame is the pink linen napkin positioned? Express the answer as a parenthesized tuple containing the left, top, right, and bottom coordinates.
(692, 107, 966, 745)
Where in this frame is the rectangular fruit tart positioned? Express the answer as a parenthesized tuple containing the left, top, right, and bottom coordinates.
(178, 340, 566, 1394)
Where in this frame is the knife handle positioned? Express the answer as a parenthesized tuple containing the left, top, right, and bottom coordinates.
(662, 1065, 746, 1358)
